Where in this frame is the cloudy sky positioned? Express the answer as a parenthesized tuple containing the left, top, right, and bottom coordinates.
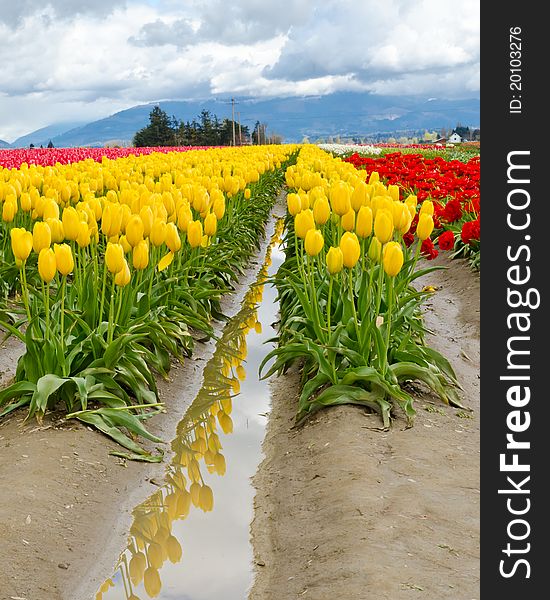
(0, 0, 479, 142)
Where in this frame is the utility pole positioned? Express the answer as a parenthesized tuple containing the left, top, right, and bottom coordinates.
(237, 111, 242, 145)
(231, 98, 236, 146)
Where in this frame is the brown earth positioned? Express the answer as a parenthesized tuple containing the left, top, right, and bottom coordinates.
(0, 245, 480, 600)
(250, 254, 480, 600)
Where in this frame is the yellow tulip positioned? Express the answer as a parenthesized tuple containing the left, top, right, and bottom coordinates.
(76, 221, 92, 249)
(32, 221, 52, 253)
(304, 229, 324, 257)
(351, 181, 371, 211)
(157, 251, 174, 272)
(382, 241, 404, 277)
(218, 411, 233, 434)
(11, 228, 33, 262)
(129, 552, 147, 586)
(132, 240, 149, 270)
(244, 188, 251, 200)
(119, 234, 132, 254)
(312, 196, 330, 225)
(165, 222, 181, 252)
(20, 192, 32, 212)
(339, 232, 360, 269)
(199, 484, 214, 512)
(368, 171, 380, 184)
(398, 210, 412, 235)
(105, 242, 125, 274)
(356, 205, 373, 239)
(177, 204, 193, 232)
(38, 248, 57, 283)
(419, 199, 434, 216)
(166, 535, 183, 563)
(294, 209, 315, 239)
(42, 199, 59, 221)
(150, 218, 167, 247)
(214, 452, 226, 475)
(61, 207, 80, 241)
(341, 208, 355, 232)
(2, 199, 17, 222)
(204, 212, 217, 237)
(143, 567, 161, 598)
(388, 184, 400, 202)
(329, 181, 351, 216)
(417, 213, 434, 241)
(46, 218, 65, 243)
(405, 194, 418, 213)
(54, 243, 74, 276)
(101, 202, 123, 237)
(212, 194, 225, 220)
(374, 210, 393, 244)
(125, 214, 144, 247)
(368, 238, 382, 262)
(287, 192, 302, 216)
(114, 259, 131, 286)
(140, 205, 154, 237)
(147, 542, 164, 570)
(190, 482, 201, 507)
(326, 246, 344, 275)
(187, 220, 203, 248)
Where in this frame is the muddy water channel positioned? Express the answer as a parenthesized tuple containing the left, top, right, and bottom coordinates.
(97, 221, 285, 600)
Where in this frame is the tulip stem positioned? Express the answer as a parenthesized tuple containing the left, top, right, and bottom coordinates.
(98, 258, 108, 326)
(107, 281, 116, 344)
(60, 276, 66, 351)
(384, 275, 394, 375)
(307, 256, 322, 341)
(42, 281, 50, 341)
(348, 269, 361, 343)
(114, 286, 124, 333)
(327, 275, 334, 337)
(19, 265, 32, 324)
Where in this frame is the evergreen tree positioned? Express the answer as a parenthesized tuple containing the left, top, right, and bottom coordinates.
(133, 106, 176, 147)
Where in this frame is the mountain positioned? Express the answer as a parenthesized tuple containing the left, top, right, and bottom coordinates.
(12, 122, 86, 148)
(0, 139, 11, 148)
(12, 93, 480, 147)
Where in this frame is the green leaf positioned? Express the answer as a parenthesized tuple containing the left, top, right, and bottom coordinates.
(74, 412, 149, 455)
(90, 407, 164, 443)
(28, 374, 69, 418)
(109, 450, 164, 463)
(0, 380, 37, 405)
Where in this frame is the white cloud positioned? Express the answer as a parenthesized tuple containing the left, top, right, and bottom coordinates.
(0, 0, 479, 142)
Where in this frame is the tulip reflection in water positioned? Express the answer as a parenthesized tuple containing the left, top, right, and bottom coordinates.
(98, 218, 284, 600)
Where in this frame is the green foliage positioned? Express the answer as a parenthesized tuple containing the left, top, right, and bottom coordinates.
(133, 106, 177, 147)
(133, 107, 251, 147)
(261, 206, 462, 427)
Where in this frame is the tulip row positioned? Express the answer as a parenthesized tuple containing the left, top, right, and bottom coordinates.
(261, 145, 463, 425)
(95, 222, 281, 600)
(0, 146, 213, 170)
(0, 146, 298, 457)
(343, 150, 480, 269)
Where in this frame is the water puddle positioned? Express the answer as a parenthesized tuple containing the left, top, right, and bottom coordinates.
(96, 218, 285, 600)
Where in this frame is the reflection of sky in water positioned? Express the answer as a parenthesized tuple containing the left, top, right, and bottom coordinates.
(100, 234, 283, 600)
(158, 254, 281, 600)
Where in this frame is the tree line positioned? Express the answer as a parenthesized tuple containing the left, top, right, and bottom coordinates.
(133, 106, 280, 147)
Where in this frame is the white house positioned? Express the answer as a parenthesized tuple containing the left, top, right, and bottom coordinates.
(447, 132, 463, 144)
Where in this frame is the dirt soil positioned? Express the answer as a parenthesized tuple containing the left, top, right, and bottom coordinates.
(0, 246, 480, 600)
(250, 254, 480, 600)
